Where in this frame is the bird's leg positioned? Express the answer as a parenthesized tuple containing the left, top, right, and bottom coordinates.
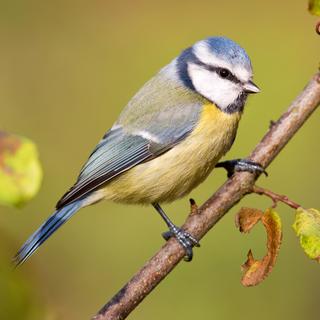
(152, 203, 200, 262)
(215, 158, 267, 178)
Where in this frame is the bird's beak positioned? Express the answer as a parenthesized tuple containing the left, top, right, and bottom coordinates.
(243, 80, 260, 94)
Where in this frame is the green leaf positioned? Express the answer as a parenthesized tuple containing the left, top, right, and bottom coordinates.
(309, 0, 320, 16)
(292, 207, 320, 262)
(0, 131, 42, 208)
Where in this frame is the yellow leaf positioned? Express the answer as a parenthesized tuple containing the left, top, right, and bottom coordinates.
(309, 0, 320, 16)
(292, 207, 320, 262)
(0, 131, 42, 208)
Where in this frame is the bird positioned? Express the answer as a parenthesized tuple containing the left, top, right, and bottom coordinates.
(14, 36, 262, 266)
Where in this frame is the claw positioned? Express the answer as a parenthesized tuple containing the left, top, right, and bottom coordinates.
(216, 159, 268, 178)
(162, 230, 172, 241)
(162, 227, 200, 261)
(184, 247, 193, 262)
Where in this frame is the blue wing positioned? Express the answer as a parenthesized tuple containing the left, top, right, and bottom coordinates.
(56, 126, 190, 209)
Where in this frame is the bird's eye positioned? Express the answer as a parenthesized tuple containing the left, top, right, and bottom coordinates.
(219, 68, 230, 78)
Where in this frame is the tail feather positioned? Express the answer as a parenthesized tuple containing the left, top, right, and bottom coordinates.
(14, 200, 84, 267)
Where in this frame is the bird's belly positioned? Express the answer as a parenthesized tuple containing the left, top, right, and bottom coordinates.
(102, 105, 241, 204)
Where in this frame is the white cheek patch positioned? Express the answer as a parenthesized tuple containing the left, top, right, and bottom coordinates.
(188, 63, 241, 110)
(193, 41, 252, 83)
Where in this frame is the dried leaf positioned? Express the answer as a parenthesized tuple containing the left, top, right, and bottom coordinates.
(236, 207, 282, 286)
(292, 207, 320, 262)
(241, 250, 261, 280)
(235, 207, 263, 233)
(309, 0, 320, 16)
(0, 131, 42, 208)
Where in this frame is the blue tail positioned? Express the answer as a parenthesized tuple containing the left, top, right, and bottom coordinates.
(14, 199, 84, 267)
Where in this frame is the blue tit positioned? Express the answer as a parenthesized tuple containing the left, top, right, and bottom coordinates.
(15, 36, 261, 265)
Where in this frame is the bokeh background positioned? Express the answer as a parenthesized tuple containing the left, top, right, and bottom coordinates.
(1, 0, 319, 319)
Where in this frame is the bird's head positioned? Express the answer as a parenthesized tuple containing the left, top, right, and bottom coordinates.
(177, 36, 260, 113)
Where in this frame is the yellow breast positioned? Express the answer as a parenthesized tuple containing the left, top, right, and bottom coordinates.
(101, 104, 241, 204)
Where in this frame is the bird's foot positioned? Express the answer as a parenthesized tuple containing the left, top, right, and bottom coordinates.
(216, 158, 267, 178)
(162, 226, 200, 262)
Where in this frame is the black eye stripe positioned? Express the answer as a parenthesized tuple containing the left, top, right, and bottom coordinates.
(205, 65, 240, 84)
(194, 60, 241, 84)
(216, 67, 239, 83)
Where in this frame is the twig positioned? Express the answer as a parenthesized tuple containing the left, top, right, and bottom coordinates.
(252, 185, 301, 209)
(92, 72, 320, 320)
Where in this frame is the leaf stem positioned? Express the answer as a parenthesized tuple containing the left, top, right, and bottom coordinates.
(252, 185, 301, 209)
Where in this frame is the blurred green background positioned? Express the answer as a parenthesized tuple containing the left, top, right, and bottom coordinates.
(1, 0, 319, 319)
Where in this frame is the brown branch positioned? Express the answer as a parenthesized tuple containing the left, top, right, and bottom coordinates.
(252, 185, 301, 209)
(92, 72, 320, 320)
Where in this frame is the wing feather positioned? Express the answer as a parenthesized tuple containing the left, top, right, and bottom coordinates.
(56, 128, 168, 209)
